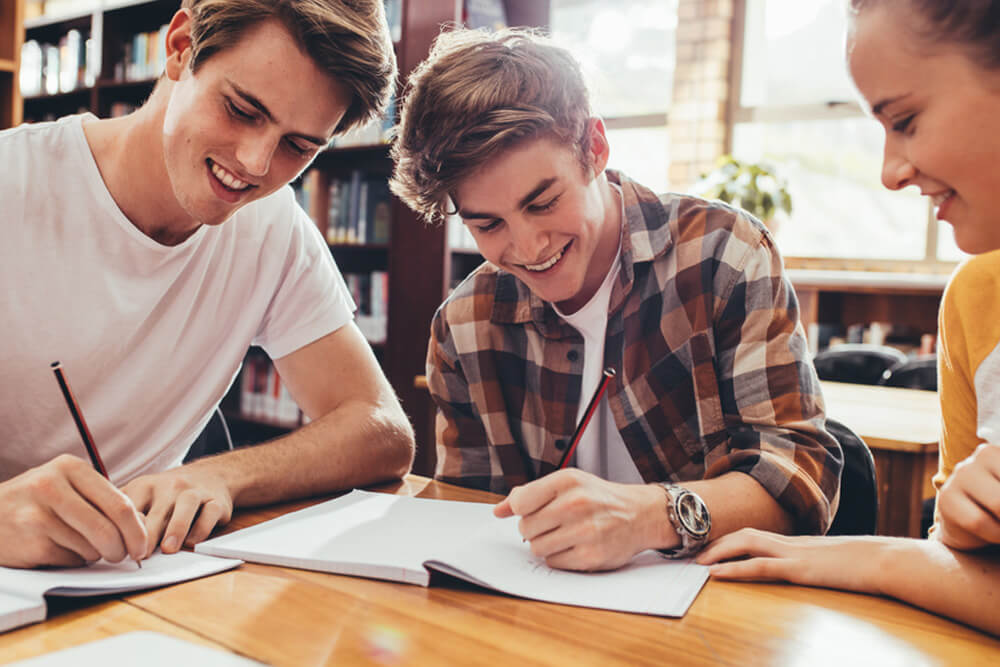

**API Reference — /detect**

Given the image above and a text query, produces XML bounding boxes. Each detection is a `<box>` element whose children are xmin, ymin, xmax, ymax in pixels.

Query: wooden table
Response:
<box><xmin>2</xmin><ymin>476</ymin><xmax>997</xmax><ymax>666</ymax></box>
<box><xmin>821</xmin><ymin>381</ymin><xmax>941</xmax><ymax>538</ymax></box>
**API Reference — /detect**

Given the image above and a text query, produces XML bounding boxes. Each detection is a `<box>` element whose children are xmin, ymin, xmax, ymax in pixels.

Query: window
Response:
<box><xmin>550</xmin><ymin>0</ymin><xmax>675</xmax><ymax>192</ymax></box>
<box><xmin>733</xmin><ymin>0</ymin><xmax>963</xmax><ymax>264</ymax></box>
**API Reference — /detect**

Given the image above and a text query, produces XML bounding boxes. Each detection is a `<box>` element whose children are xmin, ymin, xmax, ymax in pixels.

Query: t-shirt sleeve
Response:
<box><xmin>252</xmin><ymin>193</ymin><xmax>355</xmax><ymax>359</ymax></box>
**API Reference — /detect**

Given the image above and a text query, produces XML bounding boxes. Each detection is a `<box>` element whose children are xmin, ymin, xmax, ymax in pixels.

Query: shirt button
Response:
<box><xmin>567</xmin><ymin>350</ymin><xmax>579</xmax><ymax>362</ymax></box>
<box><xmin>555</xmin><ymin>439</ymin><xmax>568</xmax><ymax>450</ymax></box>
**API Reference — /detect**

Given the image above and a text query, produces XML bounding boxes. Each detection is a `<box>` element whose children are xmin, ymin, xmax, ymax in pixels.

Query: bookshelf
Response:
<box><xmin>18</xmin><ymin>0</ymin><xmax>549</xmax><ymax>474</ymax></box>
<box><xmin>1</xmin><ymin>0</ymin><xmax>24</xmax><ymax>129</ymax></box>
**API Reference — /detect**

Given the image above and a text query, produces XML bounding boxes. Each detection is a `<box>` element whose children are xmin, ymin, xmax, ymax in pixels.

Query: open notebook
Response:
<box><xmin>196</xmin><ymin>490</ymin><xmax>708</xmax><ymax>617</ymax></box>
<box><xmin>0</xmin><ymin>551</ymin><xmax>241</xmax><ymax>634</ymax></box>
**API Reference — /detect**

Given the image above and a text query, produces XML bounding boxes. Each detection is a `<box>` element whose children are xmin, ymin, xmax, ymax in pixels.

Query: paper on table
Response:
<box><xmin>7</xmin><ymin>631</ymin><xmax>266</xmax><ymax>666</ymax></box>
<box><xmin>197</xmin><ymin>490</ymin><xmax>496</xmax><ymax>585</ymax></box>
<box><xmin>197</xmin><ymin>490</ymin><xmax>710</xmax><ymax>617</ymax></box>
<box><xmin>426</xmin><ymin>515</ymin><xmax>709</xmax><ymax>617</ymax></box>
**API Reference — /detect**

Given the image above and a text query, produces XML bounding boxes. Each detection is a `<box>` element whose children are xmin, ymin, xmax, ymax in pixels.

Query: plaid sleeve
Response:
<box><xmin>708</xmin><ymin>217</ymin><xmax>843</xmax><ymax>534</ymax></box>
<box><xmin>426</xmin><ymin>300</ymin><xmax>499</xmax><ymax>493</ymax></box>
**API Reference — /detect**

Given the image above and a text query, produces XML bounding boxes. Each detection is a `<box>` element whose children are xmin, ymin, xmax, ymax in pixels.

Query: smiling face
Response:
<box><xmin>847</xmin><ymin>6</ymin><xmax>1000</xmax><ymax>254</ymax></box>
<box><xmin>160</xmin><ymin>13</ymin><xmax>352</xmax><ymax>229</ymax></box>
<box><xmin>453</xmin><ymin>121</ymin><xmax>621</xmax><ymax>314</ymax></box>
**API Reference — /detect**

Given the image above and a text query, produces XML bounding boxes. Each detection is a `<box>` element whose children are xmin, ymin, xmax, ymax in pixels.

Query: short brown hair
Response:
<box><xmin>181</xmin><ymin>0</ymin><xmax>396</xmax><ymax>133</ymax></box>
<box><xmin>389</xmin><ymin>27</ymin><xmax>592</xmax><ymax>225</ymax></box>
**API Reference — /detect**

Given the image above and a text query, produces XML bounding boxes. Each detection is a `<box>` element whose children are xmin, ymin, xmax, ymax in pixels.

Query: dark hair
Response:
<box><xmin>851</xmin><ymin>0</ymin><xmax>1000</xmax><ymax>68</ymax></box>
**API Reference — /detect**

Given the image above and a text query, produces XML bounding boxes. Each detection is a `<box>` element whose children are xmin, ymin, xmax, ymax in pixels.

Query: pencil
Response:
<box><xmin>51</xmin><ymin>361</ymin><xmax>141</xmax><ymax>568</ymax></box>
<box><xmin>557</xmin><ymin>367</ymin><xmax>616</xmax><ymax>469</ymax></box>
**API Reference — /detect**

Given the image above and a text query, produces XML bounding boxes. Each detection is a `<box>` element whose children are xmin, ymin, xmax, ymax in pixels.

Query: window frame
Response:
<box><xmin>726</xmin><ymin>0</ymin><xmax>955</xmax><ymax>274</ymax></box>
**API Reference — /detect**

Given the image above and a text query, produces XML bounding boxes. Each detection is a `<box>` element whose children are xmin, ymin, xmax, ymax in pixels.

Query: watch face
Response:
<box><xmin>676</xmin><ymin>492</ymin><xmax>711</xmax><ymax>538</ymax></box>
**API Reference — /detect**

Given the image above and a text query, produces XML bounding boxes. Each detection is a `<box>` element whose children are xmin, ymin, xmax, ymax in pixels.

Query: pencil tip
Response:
<box><xmin>50</xmin><ymin>361</ymin><xmax>60</xmax><ymax>368</ymax></box>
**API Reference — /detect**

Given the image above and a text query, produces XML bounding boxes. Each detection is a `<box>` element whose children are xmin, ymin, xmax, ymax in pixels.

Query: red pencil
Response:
<box><xmin>557</xmin><ymin>367</ymin><xmax>616</xmax><ymax>469</ymax></box>
<box><xmin>51</xmin><ymin>361</ymin><xmax>108</xmax><ymax>477</ymax></box>
<box><xmin>51</xmin><ymin>361</ymin><xmax>141</xmax><ymax>568</ymax></box>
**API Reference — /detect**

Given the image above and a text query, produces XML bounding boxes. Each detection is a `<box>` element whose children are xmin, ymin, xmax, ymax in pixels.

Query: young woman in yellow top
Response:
<box><xmin>699</xmin><ymin>0</ymin><xmax>1000</xmax><ymax>637</ymax></box>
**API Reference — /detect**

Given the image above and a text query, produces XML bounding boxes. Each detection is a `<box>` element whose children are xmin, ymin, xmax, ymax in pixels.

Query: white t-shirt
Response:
<box><xmin>0</xmin><ymin>115</ymin><xmax>354</xmax><ymax>484</ymax></box>
<box><xmin>554</xmin><ymin>185</ymin><xmax>643</xmax><ymax>484</ymax></box>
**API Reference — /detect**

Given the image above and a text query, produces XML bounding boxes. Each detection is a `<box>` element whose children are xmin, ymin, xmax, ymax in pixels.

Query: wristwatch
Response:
<box><xmin>656</xmin><ymin>482</ymin><xmax>711</xmax><ymax>558</ymax></box>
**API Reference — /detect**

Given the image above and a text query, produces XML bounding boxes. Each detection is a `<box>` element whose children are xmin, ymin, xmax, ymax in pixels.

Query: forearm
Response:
<box><xmin>876</xmin><ymin>539</ymin><xmax>1000</xmax><ymax>637</ymax></box>
<box><xmin>187</xmin><ymin>398</ymin><xmax>413</xmax><ymax>507</ymax></box>
<box><xmin>645</xmin><ymin>472</ymin><xmax>794</xmax><ymax>550</ymax></box>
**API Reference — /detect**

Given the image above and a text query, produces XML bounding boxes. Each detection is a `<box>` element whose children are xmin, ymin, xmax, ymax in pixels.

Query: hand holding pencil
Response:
<box><xmin>493</xmin><ymin>367</ymin><xmax>677</xmax><ymax>571</ymax></box>
<box><xmin>0</xmin><ymin>364</ymin><xmax>148</xmax><ymax>569</ymax></box>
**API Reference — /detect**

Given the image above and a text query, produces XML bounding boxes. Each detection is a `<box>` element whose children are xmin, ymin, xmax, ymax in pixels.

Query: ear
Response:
<box><xmin>164</xmin><ymin>9</ymin><xmax>194</xmax><ymax>81</ymax></box>
<box><xmin>585</xmin><ymin>117</ymin><xmax>611</xmax><ymax>177</ymax></box>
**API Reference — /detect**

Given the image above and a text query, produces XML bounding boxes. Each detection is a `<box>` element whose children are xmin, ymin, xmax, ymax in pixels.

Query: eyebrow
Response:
<box><xmin>228</xmin><ymin>80</ymin><xmax>330</xmax><ymax>147</ymax></box>
<box><xmin>458</xmin><ymin>177</ymin><xmax>558</xmax><ymax>219</ymax></box>
<box><xmin>871</xmin><ymin>94</ymin><xmax>909</xmax><ymax>117</ymax></box>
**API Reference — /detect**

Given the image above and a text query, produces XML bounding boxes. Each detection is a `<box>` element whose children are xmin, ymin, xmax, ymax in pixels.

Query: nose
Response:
<box><xmin>508</xmin><ymin>218</ymin><xmax>551</xmax><ymax>264</ymax></box>
<box><xmin>881</xmin><ymin>139</ymin><xmax>916</xmax><ymax>191</ymax></box>
<box><xmin>236</xmin><ymin>131</ymin><xmax>280</xmax><ymax>178</ymax></box>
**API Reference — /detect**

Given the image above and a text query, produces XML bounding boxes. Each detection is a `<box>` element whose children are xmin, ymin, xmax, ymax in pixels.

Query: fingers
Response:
<box><xmin>937</xmin><ymin>445</ymin><xmax>1000</xmax><ymax>548</ymax></box>
<box><xmin>139</xmin><ymin>479</ymin><xmax>233</xmax><ymax>554</ymax></box>
<box><xmin>708</xmin><ymin>557</ymin><xmax>790</xmax><ymax>582</ymax></box>
<box><xmin>48</xmin><ymin>458</ymin><xmax>147</xmax><ymax>563</ymax></box>
<box><xmin>695</xmin><ymin>528</ymin><xmax>780</xmax><ymax>565</ymax></box>
<box><xmin>502</xmin><ymin>476</ymin><xmax>563</xmax><ymax>519</ymax></box>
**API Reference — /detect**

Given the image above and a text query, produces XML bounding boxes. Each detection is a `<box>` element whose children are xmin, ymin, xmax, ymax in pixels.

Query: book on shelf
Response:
<box><xmin>325</xmin><ymin>171</ymin><xmax>392</xmax><ymax>246</ymax></box>
<box><xmin>239</xmin><ymin>354</ymin><xmax>302</xmax><ymax>427</ymax></box>
<box><xmin>344</xmin><ymin>270</ymin><xmax>388</xmax><ymax>344</ymax></box>
<box><xmin>327</xmin><ymin>93</ymin><xmax>395</xmax><ymax>148</ymax></box>
<box><xmin>0</xmin><ymin>551</ymin><xmax>241</xmax><ymax>634</ymax></box>
<box><xmin>21</xmin><ymin>31</ymin><xmax>96</xmax><ymax>97</ymax></box>
<box><xmin>447</xmin><ymin>213</ymin><xmax>478</xmax><ymax>252</ymax></box>
<box><xmin>115</xmin><ymin>24</ymin><xmax>169</xmax><ymax>82</ymax></box>
<box><xmin>196</xmin><ymin>490</ymin><xmax>709</xmax><ymax>618</ymax></box>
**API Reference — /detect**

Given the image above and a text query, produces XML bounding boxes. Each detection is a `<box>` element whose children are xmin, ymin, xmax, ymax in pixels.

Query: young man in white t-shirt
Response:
<box><xmin>0</xmin><ymin>0</ymin><xmax>413</xmax><ymax>569</ymax></box>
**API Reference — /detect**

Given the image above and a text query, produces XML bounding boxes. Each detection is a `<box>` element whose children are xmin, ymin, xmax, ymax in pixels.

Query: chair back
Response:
<box><xmin>879</xmin><ymin>355</ymin><xmax>937</xmax><ymax>391</ymax></box>
<box><xmin>813</xmin><ymin>344</ymin><xmax>909</xmax><ymax>385</ymax></box>
<box><xmin>826</xmin><ymin>417</ymin><xmax>879</xmax><ymax>536</ymax></box>
<box><xmin>184</xmin><ymin>407</ymin><xmax>233</xmax><ymax>462</ymax></box>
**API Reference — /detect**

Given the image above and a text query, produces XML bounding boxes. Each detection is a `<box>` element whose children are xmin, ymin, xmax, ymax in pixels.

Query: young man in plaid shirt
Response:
<box><xmin>390</xmin><ymin>28</ymin><xmax>842</xmax><ymax>572</ymax></box>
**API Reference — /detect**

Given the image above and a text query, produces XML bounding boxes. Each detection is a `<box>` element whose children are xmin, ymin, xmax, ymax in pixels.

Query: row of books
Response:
<box><xmin>808</xmin><ymin>321</ymin><xmax>936</xmax><ymax>358</ymax></box>
<box><xmin>19</xmin><ymin>24</ymin><xmax>168</xmax><ymax>98</ymax></box>
<box><xmin>346</xmin><ymin>270</ymin><xmax>389</xmax><ymax>344</ymax></box>
<box><xmin>115</xmin><ymin>24</ymin><xmax>169</xmax><ymax>82</ymax></box>
<box><xmin>20</xmin><ymin>31</ymin><xmax>95</xmax><ymax>96</ymax></box>
<box><xmin>239</xmin><ymin>355</ymin><xmax>303</xmax><ymax>428</ymax></box>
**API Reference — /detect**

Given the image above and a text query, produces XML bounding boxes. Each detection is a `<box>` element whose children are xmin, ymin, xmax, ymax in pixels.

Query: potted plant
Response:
<box><xmin>692</xmin><ymin>155</ymin><xmax>793</xmax><ymax>235</ymax></box>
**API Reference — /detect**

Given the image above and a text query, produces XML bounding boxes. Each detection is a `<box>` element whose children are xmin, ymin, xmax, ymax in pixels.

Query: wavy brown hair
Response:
<box><xmin>389</xmin><ymin>27</ymin><xmax>593</xmax><ymax>225</ymax></box>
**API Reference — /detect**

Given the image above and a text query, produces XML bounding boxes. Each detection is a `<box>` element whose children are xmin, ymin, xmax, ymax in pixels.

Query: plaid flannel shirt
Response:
<box><xmin>427</xmin><ymin>171</ymin><xmax>842</xmax><ymax>534</ymax></box>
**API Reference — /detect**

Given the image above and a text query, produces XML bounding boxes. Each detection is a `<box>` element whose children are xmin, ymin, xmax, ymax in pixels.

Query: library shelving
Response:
<box><xmin>19</xmin><ymin>0</ymin><xmax>548</xmax><ymax>474</ymax></box>
<box><xmin>20</xmin><ymin>0</ymin><xmax>177</xmax><ymax>122</ymax></box>
<box><xmin>1</xmin><ymin>0</ymin><xmax>25</xmax><ymax>129</ymax></box>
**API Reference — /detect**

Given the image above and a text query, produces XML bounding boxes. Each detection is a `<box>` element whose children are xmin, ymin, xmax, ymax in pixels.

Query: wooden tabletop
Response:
<box><xmin>2</xmin><ymin>476</ymin><xmax>997</xmax><ymax>665</ymax></box>
<box><xmin>820</xmin><ymin>381</ymin><xmax>941</xmax><ymax>453</ymax></box>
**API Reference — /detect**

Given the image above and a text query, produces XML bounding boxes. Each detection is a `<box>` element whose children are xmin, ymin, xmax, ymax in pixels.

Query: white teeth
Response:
<box><xmin>524</xmin><ymin>249</ymin><xmax>563</xmax><ymax>272</ymax></box>
<box><xmin>210</xmin><ymin>160</ymin><xmax>250</xmax><ymax>191</ymax></box>
<box><xmin>931</xmin><ymin>190</ymin><xmax>954</xmax><ymax>207</ymax></box>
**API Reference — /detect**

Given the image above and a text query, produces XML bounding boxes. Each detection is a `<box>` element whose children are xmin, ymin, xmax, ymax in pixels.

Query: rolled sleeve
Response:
<box><xmin>710</xmin><ymin>224</ymin><xmax>843</xmax><ymax>534</ymax></box>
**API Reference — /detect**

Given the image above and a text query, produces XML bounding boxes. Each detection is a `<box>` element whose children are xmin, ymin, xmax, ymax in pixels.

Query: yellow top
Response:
<box><xmin>935</xmin><ymin>249</ymin><xmax>1000</xmax><ymax>518</ymax></box>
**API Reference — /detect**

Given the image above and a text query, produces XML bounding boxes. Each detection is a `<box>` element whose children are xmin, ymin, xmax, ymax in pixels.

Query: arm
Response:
<box><xmin>495</xmin><ymin>216</ymin><xmax>831</xmax><ymax>572</ymax></box>
<box><xmin>0</xmin><ymin>455</ymin><xmax>147</xmax><ymax>568</ymax></box>
<box><xmin>124</xmin><ymin>323</ymin><xmax>414</xmax><ymax>554</ymax></box>
<box><xmin>698</xmin><ymin>529</ymin><xmax>1000</xmax><ymax>637</ymax></box>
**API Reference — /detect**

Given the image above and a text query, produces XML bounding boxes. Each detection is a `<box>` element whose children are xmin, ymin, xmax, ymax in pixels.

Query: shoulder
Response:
<box><xmin>434</xmin><ymin>261</ymin><xmax>503</xmax><ymax>333</ymax></box>
<box><xmin>944</xmin><ymin>251</ymin><xmax>1000</xmax><ymax>310</ymax></box>
<box><xmin>0</xmin><ymin>115</ymin><xmax>84</xmax><ymax>161</ymax></box>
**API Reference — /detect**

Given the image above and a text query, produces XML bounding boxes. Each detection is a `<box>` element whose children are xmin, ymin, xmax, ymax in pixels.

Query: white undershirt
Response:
<box><xmin>554</xmin><ymin>185</ymin><xmax>643</xmax><ymax>483</ymax></box>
